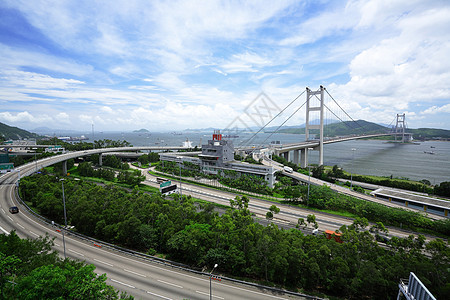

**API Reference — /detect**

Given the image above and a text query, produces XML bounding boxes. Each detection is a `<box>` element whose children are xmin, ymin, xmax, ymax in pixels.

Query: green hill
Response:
<box><xmin>279</xmin><ymin>120</ymin><xmax>388</xmax><ymax>137</ymax></box>
<box><xmin>0</xmin><ymin>122</ymin><xmax>40</xmax><ymax>141</ymax></box>
<box><xmin>411</xmin><ymin>128</ymin><xmax>450</xmax><ymax>139</ymax></box>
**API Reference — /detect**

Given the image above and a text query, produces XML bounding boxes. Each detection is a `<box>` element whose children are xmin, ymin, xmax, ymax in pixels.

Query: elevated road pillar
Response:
<box><xmin>62</xmin><ymin>160</ymin><xmax>67</xmax><ymax>175</ymax></box>
<box><xmin>99</xmin><ymin>153</ymin><xmax>103</xmax><ymax>166</ymax></box>
<box><xmin>293</xmin><ymin>149</ymin><xmax>299</xmax><ymax>165</ymax></box>
<box><xmin>300</xmin><ymin>149</ymin><xmax>307</xmax><ymax>168</ymax></box>
<box><xmin>282</xmin><ymin>151</ymin><xmax>290</xmax><ymax>162</ymax></box>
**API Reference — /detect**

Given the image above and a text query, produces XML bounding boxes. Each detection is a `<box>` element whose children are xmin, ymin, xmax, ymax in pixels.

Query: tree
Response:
<box><xmin>435</xmin><ymin>181</ymin><xmax>450</xmax><ymax>197</ymax></box>
<box><xmin>15</xmin><ymin>262</ymin><xmax>120</xmax><ymax>299</ymax></box>
<box><xmin>266</xmin><ymin>205</ymin><xmax>280</xmax><ymax>220</ymax></box>
<box><xmin>138</xmin><ymin>155</ymin><xmax>149</xmax><ymax>166</ymax></box>
<box><xmin>148</xmin><ymin>152</ymin><xmax>160</xmax><ymax>163</ymax></box>
<box><xmin>306</xmin><ymin>214</ymin><xmax>318</xmax><ymax>229</ymax></box>
<box><xmin>0</xmin><ymin>253</ymin><xmax>21</xmax><ymax>298</ymax></box>
<box><xmin>312</xmin><ymin>165</ymin><xmax>325</xmax><ymax>179</ymax></box>
<box><xmin>297</xmin><ymin>218</ymin><xmax>307</xmax><ymax>229</ymax></box>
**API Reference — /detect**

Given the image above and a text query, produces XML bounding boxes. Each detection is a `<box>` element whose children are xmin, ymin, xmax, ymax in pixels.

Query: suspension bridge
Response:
<box><xmin>232</xmin><ymin>85</ymin><xmax>412</xmax><ymax>167</ymax></box>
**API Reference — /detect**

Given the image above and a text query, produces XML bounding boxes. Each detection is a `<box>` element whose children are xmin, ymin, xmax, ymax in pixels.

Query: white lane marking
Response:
<box><xmin>7</xmin><ymin>216</ymin><xmax>13</xmax><ymax>221</ymax></box>
<box><xmin>1</xmin><ymin>208</ymin><xmax>5</xmax><ymax>213</ymax></box>
<box><xmin>68</xmin><ymin>249</ymin><xmax>85</xmax><ymax>256</ymax></box>
<box><xmin>196</xmin><ymin>290</ymin><xmax>224</xmax><ymax>299</ymax></box>
<box><xmin>0</xmin><ymin>225</ymin><xmax>9</xmax><ymax>235</ymax></box>
<box><xmin>16</xmin><ymin>223</ymin><xmax>24</xmax><ymax>229</ymax></box>
<box><xmin>29</xmin><ymin>231</ymin><xmax>39</xmax><ymax>237</ymax></box>
<box><xmin>124</xmin><ymin>269</ymin><xmax>146</xmax><ymax>277</ymax></box>
<box><xmin>54</xmin><ymin>243</ymin><xmax>60</xmax><ymax>247</ymax></box>
<box><xmin>146</xmin><ymin>291</ymin><xmax>173</xmax><ymax>300</ymax></box>
<box><xmin>94</xmin><ymin>258</ymin><xmax>113</xmax><ymax>267</ymax></box>
<box><xmin>97</xmin><ymin>244</ymin><xmax>290</xmax><ymax>299</ymax></box>
<box><xmin>110</xmin><ymin>278</ymin><xmax>135</xmax><ymax>289</ymax></box>
<box><xmin>157</xmin><ymin>279</ymin><xmax>183</xmax><ymax>289</ymax></box>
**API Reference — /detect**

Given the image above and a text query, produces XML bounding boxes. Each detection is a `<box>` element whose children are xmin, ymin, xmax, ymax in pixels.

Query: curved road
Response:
<box><xmin>0</xmin><ymin>154</ymin><xmax>310</xmax><ymax>300</ymax></box>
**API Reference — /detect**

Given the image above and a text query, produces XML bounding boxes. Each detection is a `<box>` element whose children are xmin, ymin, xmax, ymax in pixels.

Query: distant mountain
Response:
<box><xmin>278</xmin><ymin>120</ymin><xmax>388</xmax><ymax>136</ymax></box>
<box><xmin>411</xmin><ymin>128</ymin><xmax>450</xmax><ymax>139</ymax></box>
<box><xmin>0</xmin><ymin>122</ymin><xmax>40</xmax><ymax>140</ymax></box>
<box><xmin>278</xmin><ymin>120</ymin><xmax>450</xmax><ymax>140</ymax></box>
<box><xmin>33</xmin><ymin>127</ymin><xmax>87</xmax><ymax>135</ymax></box>
<box><xmin>133</xmin><ymin>129</ymin><xmax>150</xmax><ymax>133</ymax></box>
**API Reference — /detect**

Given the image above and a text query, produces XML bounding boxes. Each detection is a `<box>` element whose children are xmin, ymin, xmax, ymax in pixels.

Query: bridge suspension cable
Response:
<box><xmin>239</xmin><ymin>89</ymin><xmax>306</xmax><ymax>147</ymax></box>
<box><xmin>249</xmin><ymin>100</ymin><xmax>308</xmax><ymax>153</ymax></box>
<box><xmin>324</xmin><ymin>89</ymin><xmax>366</xmax><ymax>132</ymax></box>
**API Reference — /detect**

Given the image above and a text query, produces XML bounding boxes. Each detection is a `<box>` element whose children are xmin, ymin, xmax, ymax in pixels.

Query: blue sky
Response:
<box><xmin>1</xmin><ymin>0</ymin><xmax>449</xmax><ymax>132</ymax></box>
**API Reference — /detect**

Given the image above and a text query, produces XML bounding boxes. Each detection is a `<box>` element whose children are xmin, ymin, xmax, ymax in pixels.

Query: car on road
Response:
<box><xmin>9</xmin><ymin>206</ymin><xmax>19</xmax><ymax>214</ymax></box>
<box><xmin>283</xmin><ymin>166</ymin><xmax>293</xmax><ymax>173</ymax></box>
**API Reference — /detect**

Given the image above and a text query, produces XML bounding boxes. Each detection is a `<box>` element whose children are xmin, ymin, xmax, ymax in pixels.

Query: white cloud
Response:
<box><xmin>0</xmin><ymin>111</ymin><xmax>52</xmax><ymax>124</ymax></box>
<box><xmin>55</xmin><ymin>112</ymin><xmax>70</xmax><ymax>124</ymax></box>
<box><xmin>422</xmin><ymin>104</ymin><xmax>450</xmax><ymax>115</ymax></box>
<box><xmin>332</xmin><ymin>3</ymin><xmax>450</xmax><ymax>119</ymax></box>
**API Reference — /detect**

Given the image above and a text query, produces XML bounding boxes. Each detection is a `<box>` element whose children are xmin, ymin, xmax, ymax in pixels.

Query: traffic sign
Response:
<box><xmin>160</xmin><ymin>180</ymin><xmax>171</xmax><ymax>188</ymax></box>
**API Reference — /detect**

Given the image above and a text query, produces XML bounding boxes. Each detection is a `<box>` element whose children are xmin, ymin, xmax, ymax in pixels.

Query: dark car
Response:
<box><xmin>9</xmin><ymin>206</ymin><xmax>19</xmax><ymax>214</ymax></box>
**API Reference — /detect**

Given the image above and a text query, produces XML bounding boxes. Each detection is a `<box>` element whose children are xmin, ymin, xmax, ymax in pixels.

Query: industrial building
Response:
<box><xmin>159</xmin><ymin>131</ymin><xmax>276</xmax><ymax>188</ymax></box>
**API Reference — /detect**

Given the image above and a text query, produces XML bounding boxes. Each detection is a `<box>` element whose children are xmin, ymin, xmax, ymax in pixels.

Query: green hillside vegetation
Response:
<box><xmin>0</xmin><ymin>122</ymin><xmax>40</xmax><ymax>141</ymax></box>
<box><xmin>279</xmin><ymin>120</ymin><xmax>388</xmax><ymax>137</ymax></box>
<box><xmin>411</xmin><ymin>128</ymin><xmax>450</xmax><ymax>139</ymax></box>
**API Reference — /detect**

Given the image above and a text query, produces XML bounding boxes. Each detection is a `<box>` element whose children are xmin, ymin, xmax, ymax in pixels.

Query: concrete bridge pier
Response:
<box><xmin>293</xmin><ymin>149</ymin><xmax>299</xmax><ymax>165</ymax></box>
<box><xmin>62</xmin><ymin>160</ymin><xmax>67</xmax><ymax>175</ymax></box>
<box><xmin>282</xmin><ymin>151</ymin><xmax>290</xmax><ymax>162</ymax></box>
<box><xmin>300</xmin><ymin>149</ymin><xmax>307</xmax><ymax>168</ymax></box>
<box><xmin>99</xmin><ymin>154</ymin><xmax>103</xmax><ymax>166</ymax></box>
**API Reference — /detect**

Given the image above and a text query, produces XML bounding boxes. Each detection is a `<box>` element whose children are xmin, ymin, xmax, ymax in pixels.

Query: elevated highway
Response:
<box><xmin>257</xmin><ymin>132</ymin><xmax>407</xmax><ymax>168</ymax></box>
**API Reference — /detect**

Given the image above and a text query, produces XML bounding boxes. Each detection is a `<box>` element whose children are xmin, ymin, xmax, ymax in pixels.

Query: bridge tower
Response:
<box><xmin>395</xmin><ymin>113</ymin><xmax>406</xmax><ymax>143</ymax></box>
<box><xmin>303</xmin><ymin>86</ymin><xmax>325</xmax><ymax>166</ymax></box>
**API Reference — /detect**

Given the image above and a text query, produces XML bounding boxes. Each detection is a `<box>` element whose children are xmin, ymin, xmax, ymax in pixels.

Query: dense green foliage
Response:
<box><xmin>338</xmin><ymin>172</ymin><xmax>433</xmax><ymax>193</ymax></box>
<box><xmin>296</xmin><ymin>185</ymin><xmax>450</xmax><ymax>236</ymax></box>
<box><xmin>76</xmin><ymin>161</ymin><xmax>144</xmax><ymax>185</ymax></box>
<box><xmin>137</xmin><ymin>152</ymin><xmax>160</xmax><ymax>165</ymax></box>
<box><xmin>0</xmin><ymin>231</ymin><xmax>131</xmax><ymax>299</ymax></box>
<box><xmin>18</xmin><ymin>174</ymin><xmax>450</xmax><ymax>299</ymax></box>
<box><xmin>434</xmin><ymin>181</ymin><xmax>450</xmax><ymax>197</ymax></box>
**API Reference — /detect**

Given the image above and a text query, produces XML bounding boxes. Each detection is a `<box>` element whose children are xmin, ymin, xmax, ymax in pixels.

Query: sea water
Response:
<box><xmin>85</xmin><ymin>131</ymin><xmax>449</xmax><ymax>184</ymax></box>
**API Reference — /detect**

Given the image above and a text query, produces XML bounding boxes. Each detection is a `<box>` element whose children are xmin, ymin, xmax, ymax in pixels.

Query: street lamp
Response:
<box><xmin>210</xmin><ymin>263</ymin><xmax>218</xmax><ymax>300</ymax></box>
<box><xmin>307</xmin><ymin>147</ymin><xmax>313</xmax><ymax>206</ymax></box>
<box><xmin>350</xmin><ymin>148</ymin><xmax>356</xmax><ymax>188</ymax></box>
<box><xmin>177</xmin><ymin>158</ymin><xmax>182</xmax><ymax>199</ymax></box>
<box><xmin>60</xmin><ymin>179</ymin><xmax>68</xmax><ymax>259</ymax></box>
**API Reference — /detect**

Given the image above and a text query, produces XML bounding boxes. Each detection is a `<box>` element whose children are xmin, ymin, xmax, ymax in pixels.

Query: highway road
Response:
<box><xmin>260</xmin><ymin>157</ymin><xmax>446</xmax><ymax>219</ymax></box>
<box><xmin>142</xmin><ymin>167</ymin><xmax>435</xmax><ymax>241</ymax></box>
<box><xmin>0</xmin><ymin>157</ymin><xmax>312</xmax><ymax>300</ymax></box>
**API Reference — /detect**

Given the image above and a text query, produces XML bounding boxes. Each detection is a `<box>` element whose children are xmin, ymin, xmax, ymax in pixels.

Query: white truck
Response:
<box><xmin>283</xmin><ymin>166</ymin><xmax>293</xmax><ymax>173</ymax></box>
